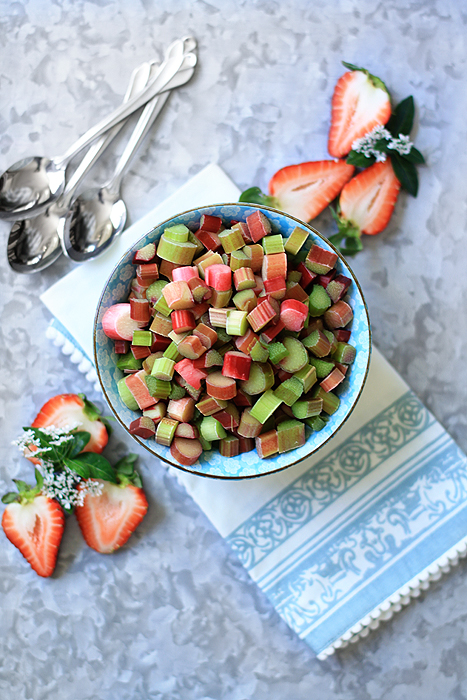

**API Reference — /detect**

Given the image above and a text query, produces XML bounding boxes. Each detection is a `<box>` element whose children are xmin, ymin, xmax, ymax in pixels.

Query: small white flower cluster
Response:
<box><xmin>39</xmin><ymin>461</ymin><xmax>103</xmax><ymax>510</ymax></box>
<box><xmin>352</xmin><ymin>125</ymin><xmax>413</xmax><ymax>162</ymax></box>
<box><xmin>12</xmin><ymin>424</ymin><xmax>81</xmax><ymax>456</ymax></box>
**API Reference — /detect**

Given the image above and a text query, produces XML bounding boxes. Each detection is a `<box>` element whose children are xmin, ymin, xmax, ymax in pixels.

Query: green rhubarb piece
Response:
<box><xmin>277</xmin><ymin>419</ymin><xmax>306</xmax><ymax>454</ymax></box>
<box><xmin>249</xmin><ymin>340</ymin><xmax>269</xmax><ymax>363</ymax></box>
<box><xmin>308</xmin><ymin>285</ymin><xmax>332</xmax><ymax>316</ymax></box>
<box><xmin>284</xmin><ymin>227</ymin><xmax>308</xmax><ymax>256</ymax></box>
<box><xmin>202</xmin><ymin>349</ymin><xmax>223</xmax><ymax>367</ymax></box>
<box><xmin>293</xmin><ymin>364</ymin><xmax>317</xmax><ymax>393</ymax></box>
<box><xmin>307</xmin><ymin>356</ymin><xmax>335</xmax><ymax>379</ymax></box>
<box><xmin>332</xmin><ymin>341</ymin><xmax>357</xmax><ymax>364</ymax></box>
<box><xmin>169</xmin><ymin>383</ymin><xmax>186</xmax><ymax>400</ymax></box>
<box><xmin>155</xmin><ymin>417</ymin><xmax>178</xmax><ymax>446</ymax></box>
<box><xmin>117</xmin><ymin>377</ymin><xmax>139</xmax><ymax>411</ymax></box>
<box><xmin>268</xmin><ymin>341</ymin><xmax>289</xmax><ymax>365</ymax></box>
<box><xmin>219</xmin><ymin>435</ymin><xmax>240</xmax><ymax>457</ymax></box>
<box><xmin>151</xmin><ymin>357</ymin><xmax>175</xmax><ymax>380</ymax></box>
<box><xmin>219</xmin><ymin>227</ymin><xmax>244</xmax><ymax>253</ymax></box>
<box><xmin>132</xmin><ymin>330</ymin><xmax>153</xmax><ymax>347</ymax></box>
<box><xmin>287</xmin><ymin>270</ymin><xmax>302</xmax><ymax>284</ymax></box>
<box><xmin>305</xmin><ymin>415</ymin><xmax>327</xmax><ymax>432</ymax></box>
<box><xmin>146</xmin><ymin>280</ymin><xmax>168</xmax><ymax>303</ymax></box>
<box><xmin>215</xmin><ymin>328</ymin><xmax>232</xmax><ymax>343</ymax></box>
<box><xmin>157</xmin><ymin>234</ymin><xmax>197</xmax><ymax>265</ymax></box>
<box><xmin>145</xmin><ymin>376</ymin><xmax>171</xmax><ymax>399</ymax></box>
<box><xmin>262</xmin><ymin>234</ymin><xmax>284</xmax><ymax>254</ymax></box>
<box><xmin>187</xmin><ymin>229</ymin><xmax>204</xmax><ymax>256</ymax></box>
<box><xmin>249</xmin><ymin>389</ymin><xmax>282</xmax><ymax>424</ymax></box>
<box><xmin>312</xmin><ymin>386</ymin><xmax>340</xmax><ymax>414</ymax></box>
<box><xmin>239</xmin><ymin>361</ymin><xmax>274</xmax><ymax>395</ymax></box>
<box><xmin>277</xmin><ymin>337</ymin><xmax>308</xmax><ymax>373</ymax></box>
<box><xmin>273</xmin><ymin>377</ymin><xmax>303</xmax><ymax>406</ymax></box>
<box><xmin>230</xmin><ymin>250</ymin><xmax>250</xmax><ymax>271</ymax></box>
<box><xmin>323</xmin><ymin>329</ymin><xmax>338</xmax><ymax>355</ymax></box>
<box><xmin>115</xmin><ymin>352</ymin><xmax>142</xmax><ymax>372</ymax></box>
<box><xmin>199</xmin><ymin>435</ymin><xmax>212</xmax><ymax>451</ymax></box>
<box><xmin>164</xmin><ymin>224</ymin><xmax>189</xmax><ymax>242</ymax></box>
<box><xmin>216</xmin><ymin>342</ymin><xmax>234</xmax><ymax>357</ymax></box>
<box><xmin>200</xmin><ymin>415</ymin><xmax>227</xmax><ymax>442</ymax></box>
<box><xmin>302</xmin><ymin>329</ymin><xmax>331</xmax><ymax>357</ymax></box>
<box><xmin>291</xmin><ymin>398</ymin><xmax>323</xmax><ymax>420</ymax></box>
<box><xmin>233</xmin><ymin>288</ymin><xmax>257</xmax><ymax>312</ymax></box>
<box><xmin>154</xmin><ymin>294</ymin><xmax>172</xmax><ymax>317</ymax></box>
<box><xmin>163</xmin><ymin>341</ymin><xmax>183</xmax><ymax>362</ymax></box>
<box><xmin>226</xmin><ymin>310</ymin><xmax>248</xmax><ymax>336</ymax></box>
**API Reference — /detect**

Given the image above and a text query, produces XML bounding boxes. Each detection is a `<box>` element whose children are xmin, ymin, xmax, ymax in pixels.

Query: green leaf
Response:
<box><xmin>341</xmin><ymin>61</ymin><xmax>389</xmax><ymax>94</ymax></box>
<box><xmin>340</xmin><ymin>236</ymin><xmax>364</xmax><ymax>255</ymax></box>
<box><xmin>34</xmin><ymin>468</ymin><xmax>44</xmax><ymax>490</ymax></box>
<box><xmin>2</xmin><ymin>492</ymin><xmax>19</xmax><ymax>504</ymax></box>
<box><xmin>67</xmin><ymin>431</ymin><xmax>91</xmax><ymax>458</ymax></box>
<box><xmin>390</xmin><ymin>152</ymin><xmax>419</xmax><ymax>196</ymax></box>
<box><xmin>12</xmin><ymin>479</ymin><xmax>29</xmax><ymax>492</ymax></box>
<box><xmin>346</xmin><ymin>151</ymin><xmax>376</xmax><ymax>168</ymax></box>
<box><xmin>75</xmin><ymin>453</ymin><xmax>118</xmax><ymax>483</ymax></box>
<box><xmin>387</xmin><ymin>96</ymin><xmax>415</xmax><ymax>136</ymax></box>
<box><xmin>114</xmin><ymin>454</ymin><xmax>138</xmax><ymax>476</ymax></box>
<box><xmin>63</xmin><ymin>457</ymin><xmax>90</xmax><ymax>479</ymax></box>
<box><xmin>404</xmin><ymin>146</ymin><xmax>425</xmax><ymax>164</ymax></box>
<box><xmin>239</xmin><ymin>187</ymin><xmax>278</xmax><ymax>208</ymax></box>
<box><xmin>78</xmin><ymin>394</ymin><xmax>102</xmax><ymax>422</ymax></box>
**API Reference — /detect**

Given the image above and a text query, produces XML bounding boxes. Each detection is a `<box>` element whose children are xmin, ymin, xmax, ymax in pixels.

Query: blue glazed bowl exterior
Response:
<box><xmin>94</xmin><ymin>203</ymin><xmax>371</xmax><ymax>479</ymax></box>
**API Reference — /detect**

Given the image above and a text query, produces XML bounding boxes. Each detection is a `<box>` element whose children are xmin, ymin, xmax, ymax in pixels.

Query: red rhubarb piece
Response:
<box><xmin>175</xmin><ymin>423</ymin><xmax>200</xmax><ymax>439</ymax></box>
<box><xmin>283</xmin><ymin>283</ymin><xmax>309</xmax><ymax>304</ymax></box>
<box><xmin>162</xmin><ymin>281</ymin><xmax>194</xmax><ymax>310</ymax></box>
<box><xmin>102</xmin><ymin>303</ymin><xmax>146</xmax><ymax>341</ymax></box>
<box><xmin>172</xmin><ymin>266</ymin><xmax>200</xmax><ymax>283</ymax></box>
<box><xmin>132</xmin><ymin>242</ymin><xmax>157</xmax><ymax>263</ymax></box>
<box><xmin>170</xmin><ymin>437</ymin><xmax>203</xmax><ymax>466</ymax></box>
<box><xmin>130</xmin><ymin>345</ymin><xmax>152</xmax><ymax>360</ymax></box>
<box><xmin>151</xmin><ymin>334</ymin><xmax>172</xmax><ymax>352</ymax></box>
<box><xmin>200</xmin><ymin>214</ymin><xmax>223</xmax><ymax>233</ymax></box>
<box><xmin>136</xmin><ymin>263</ymin><xmax>159</xmax><ymax>283</ymax></box>
<box><xmin>193</xmin><ymin>323</ymin><xmax>218</xmax><ymax>349</ymax></box>
<box><xmin>130</xmin><ymin>297</ymin><xmax>150</xmax><ymax>324</ymax></box>
<box><xmin>234</xmin><ymin>328</ymin><xmax>259</xmax><ymax>354</ymax></box>
<box><xmin>260</xmin><ymin>320</ymin><xmax>285</xmax><ymax>344</ymax></box>
<box><xmin>167</xmin><ymin>397</ymin><xmax>195</xmax><ymax>423</ymax></box>
<box><xmin>205</xmin><ymin>264</ymin><xmax>232</xmax><ymax>291</ymax></box>
<box><xmin>296</xmin><ymin>262</ymin><xmax>317</xmax><ymax>288</ymax></box>
<box><xmin>124</xmin><ymin>371</ymin><xmax>157</xmax><ymax>410</ymax></box>
<box><xmin>246</xmin><ymin>210</ymin><xmax>272</xmax><ymax>243</ymax></box>
<box><xmin>174</xmin><ymin>359</ymin><xmax>208</xmax><ymax>390</ymax></box>
<box><xmin>326</xmin><ymin>274</ymin><xmax>352</xmax><ymax>303</ymax></box>
<box><xmin>205</xmin><ymin>372</ymin><xmax>237</xmax><ymax>400</ymax></box>
<box><xmin>318</xmin><ymin>269</ymin><xmax>337</xmax><ymax>288</ymax></box>
<box><xmin>222</xmin><ymin>351</ymin><xmax>252</xmax><ymax>381</ymax></box>
<box><xmin>114</xmin><ymin>340</ymin><xmax>129</xmax><ymax>354</ymax></box>
<box><xmin>178</xmin><ymin>335</ymin><xmax>206</xmax><ymax>360</ymax></box>
<box><xmin>264</xmin><ymin>276</ymin><xmax>286</xmax><ymax>300</ymax></box>
<box><xmin>195</xmin><ymin>229</ymin><xmax>221</xmax><ymax>250</ymax></box>
<box><xmin>323</xmin><ymin>300</ymin><xmax>353</xmax><ymax>329</ymax></box>
<box><xmin>171</xmin><ymin>310</ymin><xmax>196</xmax><ymax>334</ymax></box>
<box><xmin>279</xmin><ymin>299</ymin><xmax>308</xmax><ymax>332</ymax></box>
<box><xmin>333</xmin><ymin>329</ymin><xmax>351</xmax><ymax>342</ymax></box>
<box><xmin>129</xmin><ymin>416</ymin><xmax>156</xmax><ymax>439</ymax></box>
<box><xmin>261</xmin><ymin>252</ymin><xmax>287</xmax><ymax>280</ymax></box>
<box><xmin>320</xmin><ymin>367</ymin><xmax>346</xmax><ymax>392</ymax></box>
<box><xmin>305</xmin><ymin>244</ymin><xmax>338</xmax><ymax>274</ymax></box>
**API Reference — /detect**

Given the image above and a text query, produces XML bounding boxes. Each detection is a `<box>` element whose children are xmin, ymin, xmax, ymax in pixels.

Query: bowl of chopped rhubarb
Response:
<box><xmin>94</xmin><ymin>203</ymin><xmax>371</xmax><ymax>478</ymax></box>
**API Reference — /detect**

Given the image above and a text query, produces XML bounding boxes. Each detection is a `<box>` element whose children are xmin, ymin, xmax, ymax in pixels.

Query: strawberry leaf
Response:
<box><xmin>387</xmin><ymin>96</ymin><xmax>414</xmax><ymax>136</ymax></box>
<box><xmin>78</xmin><ymin>394</ymin><xmax>101</xmax><ymax>421</ymax></box>
<box><xmin>346</xmin><ymin>151</ymin><xmax>375</xmax><ymax>168</ymax></box>
<box><xmin>114</xmin><ymin>454</ymin><xmax>138</xmax><ymax>476</ymax></box>
<box><xmin>341</xmin><ymin>61</ymin><xmax>389</xmax><ymax>94</ymax></box>
<box><xmin>2</xmin><ymin>492</ymin><xmax>19</xmax><ymax>504</ymax></box>
<box><xmin>67</xmin><ymin>431</ymin><xmax>91</xmax><ymax>458</ymax></box>
<box><xmin>239</xmin><ymin>187</ymin><xmax>278</xmax><ymax>208</ymax></box>
<box><xmin>404</xmin><ymin>146</ymin><xmax>425</xmax><ymax>164</ymax></box>
<box><xmin>390</xmin><ymin>152</ymin><xmax>419</xmax><ymax>196</ymax></box>
<box><xmin>75</xmin><ymin>453</ymin><xmax>118</xmax><ymax>483</ymax></box>
<box><xmin>63</xmin><ymin>457</ymin><xmax>91</xmax><ymax>479</ymax></box>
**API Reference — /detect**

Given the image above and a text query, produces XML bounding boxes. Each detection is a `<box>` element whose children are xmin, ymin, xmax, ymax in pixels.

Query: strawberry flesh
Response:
<box><xmin>328</xmin><ymin>69</ymin><xmax>391</xmax><ymax>158</ymax></box>
<box><xmin>2</xmin><ymin>496</ymin><xmax>65</xmax><ymax>577</ymax></box>
<box><xmin>75</xmin><ymin>481</ymin><xmax>148</xmax><ymax>554</ymax></box>
<box><xmin>268</xmin><ymin>160</ymin><xmax>355</xmax><ymax>223</ymax></box>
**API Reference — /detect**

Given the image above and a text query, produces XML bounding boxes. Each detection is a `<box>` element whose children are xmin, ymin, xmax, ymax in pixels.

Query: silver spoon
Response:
<box><xmin>61</xmin><ymin>43</ymin><xmax>197</xmax><ymax>262</ymax></box>
<box><xmin>0</xmin><ymin>36</ymin><xmax>196</xmax><ymax>221</ymax></box>
<box><xmin>6</xmin><ymin>61</ymin><xmax>154</xmax><ymax>274</ymax></box>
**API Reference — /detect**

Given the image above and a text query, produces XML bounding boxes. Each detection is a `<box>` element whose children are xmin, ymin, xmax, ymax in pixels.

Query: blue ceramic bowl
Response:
<box><xmin>94</xmin><ymin>203</ymin><xmax>371</xmax><ymax>479</ymax></box>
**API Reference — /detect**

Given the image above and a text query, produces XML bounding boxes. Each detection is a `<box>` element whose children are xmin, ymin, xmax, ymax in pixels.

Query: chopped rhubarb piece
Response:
<box><xmin>222</xmin><ymin>351</ymin><xmax>252</xmax><ymax>381</ymax></box>
<box><xmin>277</xmin><ymin>337</ymin><xmax>308</xmax><ymax>373</ymax></box>
<box><xmin>177</xmin><ymin>335</ymin><xmax>206</xmax><ymax>360</ymax></box>
<box><xmin>174</xmin><ymin>358</ymin><xmax>208</xmax><ymax>390</ymax></box>
<box><xmin>232</xmin><ymin>221</ymin><xmax>251</xmax><ymax>243</ymax></box>
<box><xmin>239</xmin><ymin>361</ymin><xmax>274</xmax><ymax>395</ymax></box>
<box><xmin>193</xmin><ymin>349</ymin><xmax>223</xmax><ymax>369</ymax></box>
<box><xmin>132</xmin><ymin>242</ymin><xmax>157</xmax><ymax>263</ymax></box>
<box><xmin>320</xmin><ymin>367</ymin><xmax>346</xmax><ymax>392</ymax></box>
<box><xmin>308</xmin><ymin>284</ymin><xmax>332</xmax><ymax>317</ymax></box>
<box><xmin>158</xmin><ymin>259</ymin><xmax>181</xmax><ymax>281</ymax></box>
<box><xmin>333</xmin><ymin>328</ymin><xmax>351</xmax><ymax>343</ymax></box>
<box><xmin>255</xmin><ymin>429</ymin><xmax>279</xmax><ymax>458</ymax></box>
<box><xmin>171</xmin><ymin>310</ymin><xmax>196</xmax><ymax>334</ymax></box>
<box><xmin>234</xmin><ymin>328</ymin><xmax>259</xmax><ymax>355</ymax></box>
<box><xmin>277</xmin><ymin>419</ymin><xmax>305</xmax><ymax>454</ymax></box>
<box><xmin>263</xmin><ymin>276</ymin><xmax>286</xmax><ymax>300</ymax></box>
<box><xmin>312</xmin><ymin>386</ymin><xmax>340</xmax><ymax>414</ymax></box>
<box><xmin>277</xmin><ymin>368</ymin><xmax>293</xmax><ymax>382</ymax></box>
<box><xmin>317</xmin><ymin>269</ymin><xmax>337</xmax><ymax>289</ymax></box>
<box><xmin>215</xmin><ymin>403</ymin><xmax>240</xmax><ymax>431</ymax></box>
<box><xmin>102</xmin><ymin>303</ymin><xmax>146</xmax><ymax>341</ymax></box>
<box><xmin>210</xmin><ymin>289</ymin><xmax>233</xmax><ymax>308</ymax></box>
<box><xmin>284</xmin><ymin>282</ymin><xmax>309</xmax><ymax>304</ymax></box>
<box><xmin>238</xmin><ymin>436</ymin><xmax>255</xmax><ymax>453</ymax></box>
<box><xmin>124</xmin><ymin>371</ymin><xmax>157</xmax><ymax>410</ymax></box>
<box><xmin>205</xmin><ymin>371</ymin><xmax>237</xmax><ymax>400</ymax></box>
<box><xmin>259</xmin><ymin>320</ymin><xmax>285</xmax><ymax>344</ymax></box>
<box><xmin>323</xmin><ymin>300</ymin><xmax>353</xmax><ymax>329</ymax></box>
<box><xmin>155</xmin><ymin>418</ymin><xmax>179</xmax><ymax>446</ymax></box>
<box><xmin>193</xmin><ymin>322</ymin><xmax>218</xmax><ymax>349</ymax></box>
<box><xmin>247</xmin><ymin>298</ymin><xmax>277</xmax><ymax>332</ymax></box>
<box><xmin>219</xmin><ymin>227</ymin><xmax>245</xmax><ymax>253</ymax></box>
<box><xmin>205</xmin><ymin>264</ymin><xmax>232</xmax><ymax>291</ymax></box>
<box><xmin>191</xmin><ymin>302</ymin><xmax>211</xmax><ymax>320</ymax></box>
<box><xmin>157</xmin><ymin>233</ymin><xmax>197</xmax><ymax>265</ymax></box>
<box><xmin>284</xmin><ymin>226</ymin><xmax>309</xmax><ymax>255</ymax></box>
<box><xmin>129</xmin><ymin>416</ymin><xmax>156</xmax><ymax>439</ymax></box>
<box><xmin>291</xmin><ymin>398</ymin><xmax>323</xmax><ymax>419</ymax></box>
<box><xmin>305</xmin><ymin>244</ymin><xmax>338</xmax><ymax>274</ymax></box>
<box><xmin>237</xmin><ymin>408</ymin><xmax>263</xmax><ymax>438</ymax></box>
<box><xmin>151</xmin><ymin>334</ymin><xmax>172</xmax><ymax>352</ymax></box>
<box><xmin>243</xmin><ymin>244</ymin><xmax>264</xmax><ymax>273</ymax></box>
<box><xmin>233</xmin><ymin>267</ymin><xmax>256</xmax><ymax>291</ymax></box>
<box><xmin>296</xmin><ymin>261</ymin><xmax>317</xmax><ymax>288</ymax></box>
<box><xmin>130</xmin><ymin>298</ymin><xmax>151</xmax><ymax>324</ymax></box>
<box><xmin>232</xmin><ymin>389</ymin><xmax>253</xmax><ymax>408</ymax></box>
<box><xmin>143</xmin><ymin>404</ymin><xmax>166</xmax><ymax>425</ymax></box>
<box><xmin>326</xmin><ymin>274</ymin><xmax>352</xmax><ymax>303</ymax></box>
<box><xmin>162</xmin><ymin>281</ymin><xmax>194</xmax><ymax>310</ymax></box>
<box><xmin>136</xmin><ymin>262</ymin><xmax>159</xmax><ymax>283</ymax></box>
<box><xmin>175</xmin><ymin>423</ymin><xmax>200</xmax><ymax>439</ymax></box>
<box><xmin>195</xmin><ymin>396</ymin><xmax>227</xmax><ymax>416</ymax></box>
<box><xmin>280</xmin><ymin>299</ymin><xmax>308</xmax><ymax>332</ymax></box>
<box><xmin>302</xmin><ymin>329</ymin><xmax>332</xmax><ymax>357</ymax></box>
<box><xmin>332</xmin><ymin>341</ymin><xmax>356</xmax><ymax>364</ymax></box>
<box><xmin>194</xmin><ymin>251</ymin><xmax>223</xmax><ymax>278</ymax></box>
<box><xmin>167</xmin><ymin>397</ymin><xmax>195</xmax><ymax>423</ymax></box>
<box><xmin>200</xmin><ymin>214</ymin><xmax>223</xmax><ymax>233</ymax></box>
<box><xmin>195</xmin><ymin>228</ymin><xmax>221</xmax><ymax>250</ymax></box>
<box><xmin>114</xmin><ymin>339</ymin><xmax>129</xmax><ymax>354</ymax></box>
<box><xmin>219</xmin><ymin>435</ymin><xmax>240</xmax><ymax>457</ymax></box>
<box><xmin>261</xmin><ymin>252</ymin><xmax>287</xmax><ymax>281</ymax></box>
<box><xmin>130</xmin><ymin>344</ymin><xmax>152</xmax><ymax>360</ymax></box>
<box><xmin>246</xmin><ymin>210</ymin><xmax>272</xmax><ymax>243</ymax></box>
<box><xmin>188</xmin><ymin>277</ymin><xmax>212</xmax><ymax>303</ymax></box>
<box><xmin>172</xmin><ymin>266</ymin><xmax>199</xmax><ymax>283</ymax></box>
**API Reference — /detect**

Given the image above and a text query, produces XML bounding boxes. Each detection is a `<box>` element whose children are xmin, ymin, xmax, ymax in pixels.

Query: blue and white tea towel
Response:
<box><xmin>41</xmin><ymin>165</ymin><xmax>467</xmax><ymax>659</ymax></box>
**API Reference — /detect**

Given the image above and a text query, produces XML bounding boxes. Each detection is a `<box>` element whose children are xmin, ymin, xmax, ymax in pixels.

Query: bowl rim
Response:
<box><xmin>94</xmin><ymin>202</ymin><xmax>372</xmax><ymax>480</ymax></box>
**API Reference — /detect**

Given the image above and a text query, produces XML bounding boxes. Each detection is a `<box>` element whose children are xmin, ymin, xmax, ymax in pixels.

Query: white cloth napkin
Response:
<box><xmin>41</xmin><ymin>164</ymin><xmax>467</xmax><ymax>659</ymax></box>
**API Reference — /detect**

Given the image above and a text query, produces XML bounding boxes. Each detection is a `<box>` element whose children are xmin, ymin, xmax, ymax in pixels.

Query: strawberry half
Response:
<box><xmin>75</xmin><ymin>456</ymin><xmax>148</xmax><ymax>554</ymax></box>
<box><xmin>268</xmin><ymin>160</ymin><xmax>355</xmax><ymax>222</ymax></box>
<box><xmin>2</xmin><ymin>472</ymin><xmax>65</xmax><ymax>577</ymax></box>
<box><xmin>30</xmin><ymin>394</ymin><xmax>109</xmax><ymax>457</ymax></box>
<box><xmin>328</xmin><ymin>62</ymin><xmax>392</xmax><ymax>158</ymax></box>
<box><xmin>338</xmin><ymin>159</ymin><xmax>401</xmax><ymax>235</ymax></box>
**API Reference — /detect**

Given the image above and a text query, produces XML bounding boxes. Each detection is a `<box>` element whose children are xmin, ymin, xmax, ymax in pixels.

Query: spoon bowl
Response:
<box><xmin>0</xmin><ymin>157</ymin><xmax>66</xmax><ymax>218</ymax></box>
<box><xmin>7</xmin><ymin>205</ymin><xmax>64</xmax><ymax>273</ymax></box>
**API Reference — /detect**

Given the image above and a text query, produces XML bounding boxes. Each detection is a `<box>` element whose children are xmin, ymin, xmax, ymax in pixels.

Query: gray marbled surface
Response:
<box><xmin>1</xmin><ymin>1</ymin><xmax>467</xmax><ymax>698</ymax></box>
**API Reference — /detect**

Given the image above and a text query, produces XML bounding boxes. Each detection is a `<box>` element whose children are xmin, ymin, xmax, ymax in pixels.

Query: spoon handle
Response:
<box><xmin>57</xmin><ymin>37</ymin><xmax>197</xmax><ymax>167</ymax></box>
<box><xmin>61</xmin><ymin>61</ymin><xmax>154</xmax><ymax>202</ymax></box>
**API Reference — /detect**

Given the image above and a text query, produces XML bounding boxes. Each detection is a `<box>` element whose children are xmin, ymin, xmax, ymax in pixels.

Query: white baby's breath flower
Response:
<box><xmin>352</xmin><ymin>125</ymin><xmax>413</xmax><ymax>160</ymax></box>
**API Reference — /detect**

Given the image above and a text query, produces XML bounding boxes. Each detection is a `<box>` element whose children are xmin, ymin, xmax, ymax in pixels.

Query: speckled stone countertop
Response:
<box><xmin>1</xmin><ymin>2</ymin><xmax>467</xmax><ymax>698</ymax></box>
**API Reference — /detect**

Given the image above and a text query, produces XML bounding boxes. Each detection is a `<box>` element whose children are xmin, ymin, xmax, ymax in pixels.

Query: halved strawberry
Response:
<box><xmin>268</xmin><ymin>160</ymin><xmax>355</xmax><ymax>222</ymax></box>
<box><xmin>75</xmin><ymin>456</ymin><xmax>147</xmax><ymax>554</ymax></box>
<box><xmin>30</xmin><ymin>394</ymin><xmax>109</xmax><ymax>457</ymax></box>
<box><xmin>328</xmin><ymin>62</ymin><xmax>392</xmax><ymax>158</ymax></box>
<box><xmin>338</xmin><ymin>159</ymin><xmax>401</xmax><ymax>235</ymax></box>
<box><xmin>2</xmin><ymin>472</ymin><xmax>65</xmax><ymax>577</ymax></box>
